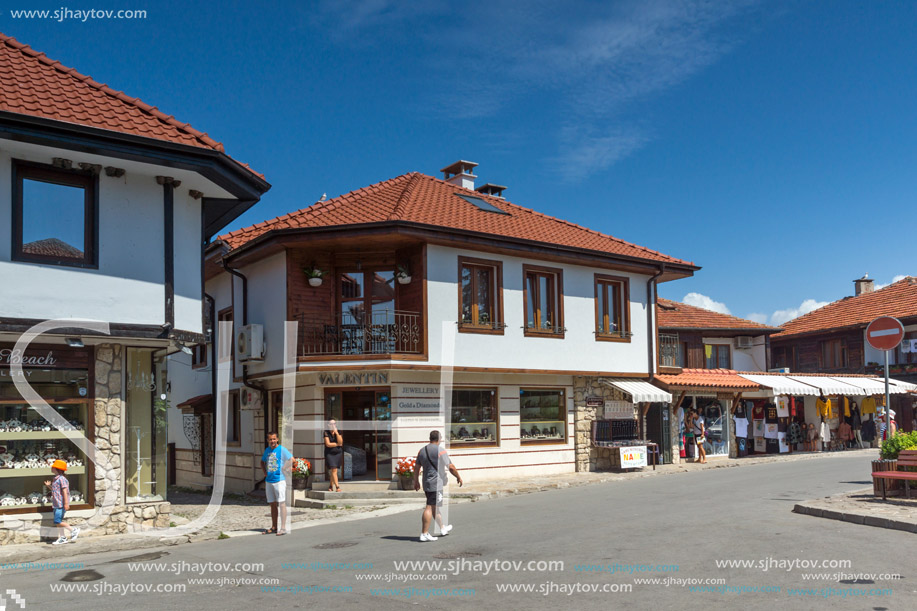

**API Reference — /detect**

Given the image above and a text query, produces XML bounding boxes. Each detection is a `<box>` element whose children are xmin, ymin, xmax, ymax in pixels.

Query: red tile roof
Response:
<box><xmin>220</xmin><ymin>172</ymin><xmax>694</xmax><ymax>266</ymax></box>
<box><xmin>772</xmin><ymin>276</ymin><xmax>917</xmax><ymax>339</ymax></box>
<box><xmin>657</xmin><ymin>297</ymin><xmax>781</xmax><ymax>333</ymax></box>
<box><xmin>0</xmin><ymin>33</ymin><xmax>261</xmax><ymax>179</ymax></box>
<box><xmin>654</xmin><ymin>368</ymin><xmax>760</xmax><ymax>390</ymax></box>
<box><xmin>21</xmin><ymin>237</ymin><xmax>83</xmax><ymax>259</ymax></box>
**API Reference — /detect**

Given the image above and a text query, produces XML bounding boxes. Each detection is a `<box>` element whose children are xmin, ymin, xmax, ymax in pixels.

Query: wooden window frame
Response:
<box><xmin>457</xmin><ymin>256</ymin><xmax>504</xmax><ymax>335</ymax></box>
<box><xmin>449</xmin><ymin>387</ymin><xmax>499</xmax><ymax>448</ymax></box>
<box><xmin>523</xmin><ymin>264</ymin><xmax>564</xmax><ymax>338</ymax></box>
<box><xmin>820</xmin><ymin>338</ymin><xmax>847</xmax><ymax>370</ymax></box>
<box><xmin>704</xmin><ymin>343</ymin><xmax>731</xmax><ymax>369</ymax></box>
<box><xmin>226</xmin><ymin>391</ymin><xmax>241</xmax><ymax>446</ymax></box>
<box><xmin>191</xmin><ymin>343</ymin><xmax>208</xmax><ymax>369</ymax></box>
<box><xmin>11</xmin><ymin>159</ymin><xmax>99</xmax><ymax>268</ymax></box>
<box><xmin>594</xmin><ymin>274</ymin><xmax>631</xmax><ymax>342</ymax></box>
<box><xmin>519</xmin><ymin>387</ymin><xmax>568</xmax><ymax>446</ymax></box>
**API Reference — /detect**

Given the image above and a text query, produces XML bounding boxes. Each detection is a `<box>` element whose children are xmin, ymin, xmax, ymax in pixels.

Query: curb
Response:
<box><xmin>793</xmin><ymin>488</ymin><xmax>917</xmax><ymax>534</ymax></box>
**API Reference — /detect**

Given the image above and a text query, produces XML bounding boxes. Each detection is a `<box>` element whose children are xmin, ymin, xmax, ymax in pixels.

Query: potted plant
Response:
<box><xmin>303</xmin><ymin>266</ymin><xmax>326</xmax><ymax>287</ymax></box>
<box><xmin>292</xmin><ymin>457</ymin><xmax>312</xmax><ymax>490</ymax></box>
<box><xmin>395</xmin><ymin>457</ymin><xmax>416</xmax><ymax>490</ymax></box>
<box><xmin>396</xmin><ymin>264</ymin><xmax>412</xmax><ymax>285</ymax></box>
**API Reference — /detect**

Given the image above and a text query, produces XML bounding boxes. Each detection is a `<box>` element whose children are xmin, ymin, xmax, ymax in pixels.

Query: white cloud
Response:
<box><xmin>767</xmin><ymin>299</ymin><xmax>829</xmax><ymax>326</ymax></box>
<box><xmin>746</xmin><ymin>312</ymin><xmax>769</xmax><ymax>324</ymax></box>
<box><xmin>683</xmin><ymin>292</ymin><xmax>731</xmax><ymax>315</ymax></box>
<box><xmin>875</xmin><ymin>274</ymin><xmax>907</xmax><ymax>290</ymax></box>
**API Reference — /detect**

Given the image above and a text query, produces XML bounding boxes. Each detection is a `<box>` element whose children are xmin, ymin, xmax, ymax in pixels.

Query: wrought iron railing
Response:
<box><xmin>659</xmin><ymin>333</ymin><xmax>680</xmax><ymax>367</ymax></box>
<box><xmin>297</xmin><ymin>310</ymin><xmax>422</xmax><ymax>356</ymax></box>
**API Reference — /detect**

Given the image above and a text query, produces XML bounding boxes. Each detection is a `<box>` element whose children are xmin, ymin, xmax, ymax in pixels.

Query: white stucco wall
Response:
<box><xmin>425</xmin><ymin>245</ymin><xmax>654</xmax><ymax>374</ymax></box>
<box><xmin>0</xmin><ymin>140</ymin><xmax>211</xmax><ymax>333</ymax></box>
<box><xmin>702</xmin><ymin>336</ymin><xmax>768</xmax><ymax>372</ymax></box>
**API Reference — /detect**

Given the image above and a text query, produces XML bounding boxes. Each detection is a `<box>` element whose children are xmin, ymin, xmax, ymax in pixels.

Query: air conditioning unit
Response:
<box><xmin>734</xmin><ymin>336</ymin><xmax>754</xmax><ymax>349</ymax></box>
<box><xmin>769</xmin><ymin>367</ymin><xmax>790</xmax><ymax>373</ymax></box>
<box><xmin>236</xmin><ymin>324</ymin><xmax>265</xmax><ymax>362</ymax></box>
<box><xmin>240</xmin><ymin>386</ymin><xmax>262</xmax><ymax>411</ymax></box>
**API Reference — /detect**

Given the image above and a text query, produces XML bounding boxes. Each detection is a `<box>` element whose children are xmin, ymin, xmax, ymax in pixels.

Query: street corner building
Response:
<box><xmin>0</xmin><ymin>33</ymin><xmax>269</xmax><ymax>543</ymax></box>
<box><xmin>167</xmin><ymin>159</ymin><xmax>700</xmax><ymax>499</ymax></box>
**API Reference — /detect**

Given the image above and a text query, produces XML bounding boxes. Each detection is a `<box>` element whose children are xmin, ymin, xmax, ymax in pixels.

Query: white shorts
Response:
<box><xmin>266</xmin><ymin>481</ymin><xmax>286</xmax><ymax>504</ymax></box>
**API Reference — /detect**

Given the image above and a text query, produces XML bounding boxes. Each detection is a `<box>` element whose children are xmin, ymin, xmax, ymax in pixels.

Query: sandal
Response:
<box><xmin>328</xmin><ymin>487</ymin><xmax>334</xmax><ymax>492</ymax></box>
<box><xmin>336</xmin><ymin>487</ymin><xmax>342</xmax><ymax>492</ymax></box>
<box><xmin>263</xmin><ymin>527</ymin><xmax>276</xmax><ymax>535</ymax></box>
<box><xmin>276</xmin><ymin>530</ymin><xmax>286</xmax><ymax>536</ymax></box>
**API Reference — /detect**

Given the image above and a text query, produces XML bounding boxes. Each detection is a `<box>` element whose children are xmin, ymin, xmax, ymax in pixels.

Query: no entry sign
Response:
<box><xmin>866</xmin><ymin>316</ymin><xmax>905</xmax><ymax>351</ymax></box>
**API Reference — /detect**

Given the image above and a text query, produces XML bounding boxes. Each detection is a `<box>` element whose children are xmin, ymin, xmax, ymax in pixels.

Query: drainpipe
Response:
<box><xmin>646</xmin><ymin>265</ymin><xmax>665</xmax><ymax>378</ymax></box>
<box><xmin>220</xmin><ymin>258</ymin><xmax>270</xmax><ymax>492</ymax></box>
<box><xmin>204</xmin><ymin>293</ymin><xmax>216</xmax><ymax>478</ymax></box>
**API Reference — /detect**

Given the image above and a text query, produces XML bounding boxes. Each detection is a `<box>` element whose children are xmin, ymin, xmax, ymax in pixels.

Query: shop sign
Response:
<box><xmin>317</xmin><ymin>371</ymin><xmax>389</xmax><ymax>386</ymax></box>
<box><xmin>620</xmin><ymin>446</ymin><xmax>647</xmax><ymax>468</ymax></box>
<box><xmin>392</xmin><ymin>384</ymin><xmax>440</xmax><ymax>411</ymax></box>
<box><xmin>585</xmin><ymin>396</ymin><xmax>604</xmax><ymax>408</ymax></box>
<box><xmin>604</xmin><ymin>400</ymin><xmax>633</xmax><ymax>418</ymax></box>
<box><xmin>0</xmin><ymin>344</ymin><xmax>89</xmax><ymax>370</ymax></box>
<box><xmin>0</xmin><ymin>348</ymin><xmax>57</xmax><ymax>367</ymax></box>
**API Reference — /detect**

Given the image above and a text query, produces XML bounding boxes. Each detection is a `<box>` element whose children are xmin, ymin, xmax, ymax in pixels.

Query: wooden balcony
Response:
<box><xmin>297</xmin><ymin>310</ymin><xmax>422</xmax><ymax>358</ymax></box>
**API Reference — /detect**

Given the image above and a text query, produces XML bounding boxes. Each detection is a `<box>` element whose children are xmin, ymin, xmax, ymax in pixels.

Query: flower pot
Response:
<box><xmin>396</xmin><ymin>275</ymin><xmax>411</xmax><ymax>285</ymax></box>
<box><xmin>398</xmin><ymin>474</ymin><xmax>414</xmax><ymax>490</ymax></box>
<box><xmin>308</xmin><ymin>277</ymin><xmax>323</xmax><ymax>287</ymax></box>
<box><xmin>293</xmin><ymin>476</ymin><xmax>310</xmax><ymax>491</ymax></box>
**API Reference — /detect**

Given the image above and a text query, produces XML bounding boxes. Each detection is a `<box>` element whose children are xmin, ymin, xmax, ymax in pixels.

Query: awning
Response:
<box><xmin>890</xmin><ymin>378</ymin><xmax>917</xmax><ymax>392</ymax></box>
<box><xmin>830</xmin><ymin>376</ymin><xmax>907</xmax><ymax>395</ymax></box>
<box><xmin>785</xmin><ymin>376</ymin><xmax>862</xmax><ymax>395</ymax></box>
<box><xmin>602</xmin><ymin>378</ymin><xmax>672</xmax><ymax>403</ymax></box>
<box><xmin>737</xmin><ymin>374</ymin><xmax>821</xmax><ymax>396</ymax></box>
<box><xmin>653</xmin><ymin>369</ymin><xmax>760</xmax><ymax>392</ymax></box>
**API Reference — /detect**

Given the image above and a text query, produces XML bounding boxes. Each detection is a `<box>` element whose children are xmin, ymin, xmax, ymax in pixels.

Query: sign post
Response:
<box><xmin>866</xmin><ymin>316</ymin><xmax>905</xmax><ymax>433</ymax></box>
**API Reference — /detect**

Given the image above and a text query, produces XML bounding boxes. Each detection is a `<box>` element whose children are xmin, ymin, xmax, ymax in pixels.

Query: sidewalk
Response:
<box><xmin>794</xmin><ymin>488</ymin><xmax>917</xmax><ymax>533</ymax></box>
<box><xmin>0</xmin><ymin>448</ymin><xmax>879</xmax><ymax>563</ymax></box>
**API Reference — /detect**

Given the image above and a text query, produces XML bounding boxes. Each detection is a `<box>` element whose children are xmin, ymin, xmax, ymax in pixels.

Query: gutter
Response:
<box><xmin>204</xmin><ymin>292</ymin><xmax>217</xmax><ymax>478</ymax></box>
<box><xmin>220</xmin><ymin>258</ymin><xmax>270</xmax><ymax>492</ymax></box>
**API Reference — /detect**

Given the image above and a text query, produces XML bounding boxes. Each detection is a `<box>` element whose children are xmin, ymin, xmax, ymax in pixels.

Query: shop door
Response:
<box><xmin>645</xmin><ymin>403</ymin><xmax>672</xmax><ymax>464</ymax></box>
<box><xmin>330</xmin><ymin>390</ymin><xmax>392</xmax><ymax>480</ymax></box>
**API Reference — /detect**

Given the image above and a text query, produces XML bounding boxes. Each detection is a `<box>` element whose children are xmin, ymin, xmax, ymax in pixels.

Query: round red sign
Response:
<box><xmin>866</xmin><ymin>316</ymin><xmax>905</xmax><ymax>351</ymax></box>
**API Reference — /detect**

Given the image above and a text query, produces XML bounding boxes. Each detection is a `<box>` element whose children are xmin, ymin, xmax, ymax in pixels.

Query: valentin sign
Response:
<box><xmin>317</xmin><ymin>371</ymin><xmax>389</xmax><ymax>386</ymax></box>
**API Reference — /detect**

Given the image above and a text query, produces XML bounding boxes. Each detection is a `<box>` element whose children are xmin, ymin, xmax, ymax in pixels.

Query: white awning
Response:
<box><xmin>830</xmin><ymin>376</ymin><xmax>907</xmax><ymax>395</ymax></box>
<box><xmin>890</xmin><ymin>378</ymin><xmax>917</xmax><ymax>392</ymax></box>
<box><xmin>602</xmin><ymin>379</ymin><xmax>672</xmax><ymax>403</ymax></box>
<box><xmin>785</xmin><ymin>376</ymin><xmax>863</xmax><ymax>395</ymax></box>
<box><xmin>737</xmin><ymin>374</ymin><xmax>821</xmax><ymax>396</ymax></box>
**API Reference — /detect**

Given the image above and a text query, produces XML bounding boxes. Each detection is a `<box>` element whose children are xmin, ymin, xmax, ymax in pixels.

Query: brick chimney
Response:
<box><xmin>854</xmin><ymin>273</ymin><xmax>874</xmax><ymax>296</ymax></box>
<box><xmin>441</xmin><ymin>160</ymin><xmax>477</xmax><ymax>190</ymax></box>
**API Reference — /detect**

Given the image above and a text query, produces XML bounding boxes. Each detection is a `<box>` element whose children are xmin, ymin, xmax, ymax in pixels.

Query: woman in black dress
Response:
<box><xmin>323</xmin><ymin>419</ymin><xmax>344</xmax><ymax>492</ymax></box>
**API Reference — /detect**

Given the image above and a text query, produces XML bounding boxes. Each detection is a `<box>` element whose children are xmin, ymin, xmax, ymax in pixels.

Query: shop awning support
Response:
<box><xmin>730</xmin><ymin>392</ymin><xmax>743</xmax><ymax>414</ymax></box>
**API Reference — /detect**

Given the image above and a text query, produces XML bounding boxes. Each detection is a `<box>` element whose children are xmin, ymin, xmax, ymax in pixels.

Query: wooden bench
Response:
<box><xmin>871</xmin><ymin>450</ymin><xmax>917</xmax><ymax>500</ymax></box>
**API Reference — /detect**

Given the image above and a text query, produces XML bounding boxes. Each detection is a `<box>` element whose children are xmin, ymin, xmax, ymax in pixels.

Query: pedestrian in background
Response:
<box><xmin>261</xmin><ymin>431</ymin><xmax>292</xmax><ymax>535</ymax></box>
<box><xmin>45</xmin><ymin>459</ymin><xmax>79</xmax><ymax>545</ymax></box>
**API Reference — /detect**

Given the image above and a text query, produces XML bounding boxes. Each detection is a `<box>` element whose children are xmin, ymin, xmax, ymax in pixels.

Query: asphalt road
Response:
<box><xmin>4</xmin><ymin>453</ymin><xmax>914</xmax><ymax>610</ymax></box>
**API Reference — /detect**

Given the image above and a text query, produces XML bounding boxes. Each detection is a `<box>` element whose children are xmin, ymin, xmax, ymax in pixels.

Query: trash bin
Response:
<box><xmin>872</xmin><ymin>459</ymin><xmax>898</xmax><ymax>496</ymax></box>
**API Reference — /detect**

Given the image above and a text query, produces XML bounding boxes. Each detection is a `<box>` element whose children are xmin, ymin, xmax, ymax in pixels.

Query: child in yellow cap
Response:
<box><xmin>44</xmin><ymin>459</ymin><xmax>79</xmax><ymax>544</ymax></box>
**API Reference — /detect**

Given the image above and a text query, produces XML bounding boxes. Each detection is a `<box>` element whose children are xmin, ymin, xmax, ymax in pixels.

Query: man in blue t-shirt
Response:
<box><xmin>261</xmin><ymin>431</ymin><xmax>292</xmax><ymax>535</ymax></box>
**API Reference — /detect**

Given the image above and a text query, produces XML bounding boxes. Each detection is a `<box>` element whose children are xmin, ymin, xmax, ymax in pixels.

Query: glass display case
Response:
<box><xmin>520</xmin><ymin>388</ymin><xmax>566</xmax><ymax>443</ymax></box>
<box><xmin>449</xmin><ymin>389</ymin><xmax>498</xmax><ymax>446</ymax></box>
<box><xmin>0</xmin><ymin>366</ymin><xmax>92</xmax><ymax>513</ymax></box>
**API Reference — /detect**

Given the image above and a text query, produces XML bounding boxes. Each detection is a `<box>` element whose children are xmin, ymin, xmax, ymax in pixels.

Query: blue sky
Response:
<box><xmin>3</xmin><ymin>0</ymin><xmax>915</xmax><ymax>325</ymax></box>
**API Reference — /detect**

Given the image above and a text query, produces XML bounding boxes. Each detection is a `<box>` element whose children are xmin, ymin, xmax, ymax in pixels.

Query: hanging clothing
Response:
<box><xmin>861</xmin><ymin>397</ymin><xmax>877</xmax><ymax>415</ymax></box>
<box><xmin>819</xmin><ymin>421</ymin><xmax>831</xmax><ymax>443</ymax></box>
<box><xmin>765</xmin><ymin>403</ymin><xmax>778</xmax><ymax>423</ymax></box>
<box><xmin>861</xmin><ymin>418</ymin><xmax>876</xmax><ymax>442</ymax></box>
<box><xmin>777</xmin><ymin>432</ymin><xmax>789</xmax><ymax>453</ymax></box>
<box><xmin>838</xmin><ymin>421</ymin><xmax>853</xmax><ymax>442</ymax></box>
<box><xmin>817</xmin><ymin>398</ymin><xmax>832</xmax><ymax>418</ymax></box>
<box><xmin>790</xmin><ymin>396</ymin><xmax>797</xmax><ymax>417</ymax></box>
<box><xmin>776</xmin><ymin>397</ymin><xmax>789</xmax><ymax>418</ymax></box>
<box><xmin>752</xmin><ymin>403</ymin><xmax>765</xmax><ymax>420</ymax></box>
<box><xmin>843</xmin><ymin>397</ymin><xmax>851</xmax><ymax>418</ymax></box>
<box><xmin>788</xmin><ymin>422</ymin><xmax>804</xmax><ymax>445</ymax></box>
<box><xmin>764</xmin><ymin>423</ymin><xmax>779</xmax><ymax>440</ymax></box>
<box><xmin>851</xmin><ymin>408</ymin><xmax>862</xmax><ymax>430</ymax></box>
<box><xmin>734</xmin><ymin>416</ymin><xmax>749</xmax><ymax>438</ymax></box>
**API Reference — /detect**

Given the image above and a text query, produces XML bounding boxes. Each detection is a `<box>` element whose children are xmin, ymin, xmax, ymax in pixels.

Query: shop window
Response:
<box><xmin>595</xmin><ymin>275</ymin><xmax>630</xmax><ymax>341</ymax></box>
<box><xmin>820</xmin><ymin>339</ymin><xmax>847</xmax><ymax>370</ymax></box>
<box><xmin>658</xmin><ymin>333</ymin><xmax>680</xmax><ymax>367</ymax></box>
<box><xmin>458</xmin><ymin>257</ymin><xmax>503</xmax><ymax>333</ymax></box>
<box><xmin>524</xmin><ymin>265</ymin><xmax>564</xmax><ymax>337</ymax></box>
<box><xmin>12</xmin><ymin>160</ymin><xmax>98</xmax><ymax>268</ymax></box>
<box><xmin>226</xmin><ymin>392</ymin><xmax>241</xmax><ymax>446</ymax></box>
<box><xmin>773</xmin><ymin>346</ymin><xmax>798</xmax><ymax>371</ymax></box>
<box><xmin>704</xmin><ymin>344</ymin><xmax>730</xmax><ymax>369</ymax></box>
<box><xmin>0</xmin><ymin>357</ymin><xmax>92</xmax><ymax>514</ymax></box>
<box><xmin>126</xmin><ymin>348</ymin><xmax>167</xmax><ymax>503</ymax></box>
<box><xmin>520</xmin><ymin>388</ymin><xmax>566</xmax><ymax>443</ymax></box>
<box><xmin>449</xmin><ymin>389</ymin><xmax>498</xmax><ymax>446</ymax></box>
